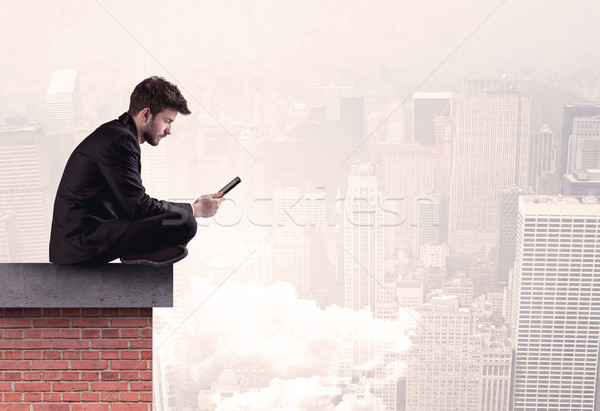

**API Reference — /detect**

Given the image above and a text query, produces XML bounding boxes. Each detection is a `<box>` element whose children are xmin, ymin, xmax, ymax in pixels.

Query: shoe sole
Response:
<box><xmin>120</xmin><ymin>247</ymin><xmax>188</xmax><ymax>267</ymax></box>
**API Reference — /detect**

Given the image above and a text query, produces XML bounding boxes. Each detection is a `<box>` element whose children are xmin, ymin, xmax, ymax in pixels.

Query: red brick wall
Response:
<box><xmin>0</xmin><ymin>308</ymin><xmax>152</xmax><ymax>411</ymax></box>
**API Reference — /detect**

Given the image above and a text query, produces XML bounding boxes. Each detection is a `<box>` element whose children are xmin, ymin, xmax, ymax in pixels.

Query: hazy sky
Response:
<box><xmin>2</xmin><ymin>0</ymin><xmax>600</xmax><ymax>103</ymax></box>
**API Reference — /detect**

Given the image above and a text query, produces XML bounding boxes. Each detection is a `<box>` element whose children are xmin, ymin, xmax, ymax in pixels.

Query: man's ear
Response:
<box><xmin>140</xmin><ymin>108</ymin><xmax>152</xmax><ymax>124</ymax></box>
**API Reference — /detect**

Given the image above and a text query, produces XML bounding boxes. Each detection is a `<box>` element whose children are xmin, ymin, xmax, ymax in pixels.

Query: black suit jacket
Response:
<box><xmin>49</xmin><ymin>113</ymin><xmax>192</xmax><ymax>264</ymax></box>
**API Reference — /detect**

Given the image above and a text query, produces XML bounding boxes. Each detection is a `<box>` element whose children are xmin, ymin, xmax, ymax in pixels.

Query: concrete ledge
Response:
<box><xmin>0</xmin><ymin>263</ymin><xmax>173</xmax><ymax>307</ymax></box>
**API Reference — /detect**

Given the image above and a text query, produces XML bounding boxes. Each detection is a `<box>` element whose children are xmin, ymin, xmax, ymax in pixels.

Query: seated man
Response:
<box><xmin>50</xmin><ymin>76</ymin><xmax>222</xmax><ymax>266</ymax></box>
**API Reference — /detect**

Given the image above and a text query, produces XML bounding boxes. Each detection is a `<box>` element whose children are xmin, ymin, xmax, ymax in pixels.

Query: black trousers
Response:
<box><xmin>84</xmin><ymin>210</ymin><xmax>197</xmax><ymax>264</ymax></box>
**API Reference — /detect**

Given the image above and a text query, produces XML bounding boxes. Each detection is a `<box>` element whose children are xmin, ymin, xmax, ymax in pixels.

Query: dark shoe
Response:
<box><xmin>120</xmin><ymin>245</ymin><xmax>188</xmax><ymax>267</ymax></box>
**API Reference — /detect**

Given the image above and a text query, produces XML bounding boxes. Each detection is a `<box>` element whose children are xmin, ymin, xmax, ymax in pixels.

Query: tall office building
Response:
<box><xmin>449</xmin><ymin>79</ymin><xmax>530</xmax><ymax>254</ymax></box>
<box><xmin>509</xmin><ymin>195</ymin><xmax>600</xmax><ymax>410</ymax></box>
<box><xmin>380</xmin><ymin>142</ymin><xmax>435</xmax><ymax>256</ymax></box>
<box><xmin>412</xmin><ymin>91</ymin><xmax>453</xmax><ymax>145</ymax></box>
<box><xmin>567</xmin><ymin>116</ymin><xmax>600</xmax><ymax>173</ymax></box>
<box><xmin>385</xmin><ymin>100</ymin><xmax>405</xmax><ymax>142</ymax></box>
<box><xmin>344</xmin><ymin>163</ymin><xmax>384</xmax><ymax>312</ymax></box>
<box><xmin>45</xmin><ymin>69</ymin><xmax>83</xmax><ymax>132</ymax></box>
<box><xmin>0</xmin><ymin>126</ymin><xmax>53</xmax><ymax>262</ymax></box>
<box><xmin>497</xmin><ymin>186</ymin><xmax>534</xmax><ymax>284</ymax></box>
<box><xmin>560</xmin><ymin>104</ymin><xmax>600</xmax><ymax>176</ymax></box>
<box><xmin>528</xmin><ymin>125</ymin><xmax>556</xmax><ymax>194</ymax></box>
<box><xmin>406</xmin><ymin>296</ymin><xmax>481</xmax><ymax>411</ymax></box>
<box><xmin>0</xmin><ymin>212</ymin><xmax>19</xmax><ymax>262</ymax></box>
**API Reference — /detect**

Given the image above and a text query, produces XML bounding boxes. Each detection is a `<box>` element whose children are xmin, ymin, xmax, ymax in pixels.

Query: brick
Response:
<box><xmin>0</xmin><ymin>404</ymin><xmax>28</xmax><ymax>411</ymax></box>
<box><xmin>72</xmin><ymin>319</ymin><xmax>109</xmax><ymax>328</ymax></box>
<box><xmin>52</xmin><ymin>382</ymin><xmax>89</xmax><ymax>391</ymax></box>
<box><xmin>140</xmin><ymin>371</ymin><xmax>152</xmax><ymax>381</ymax></box>
<box><xmin>24</xmin><ymin>392</ymin><xmax>43</xmax><ymax>402</ymax></box>
<box><xmin>140</xmin><ymin>351</ymin><xmax>152</xmax><ymax>360</ymax></box>
<box><xmin>100</xmin><ymin>372</ymin><xmax>119</xmax><ymax>381</ymax></box>
<box><xmin>91</xmin><ymin>381</ymin><xmax>128</xmax><ymax>391</ymax></box>
<box><xmin>0</xmin><ymin>382</ymin><xmax>12</xmax><ymax>390</ymax></box>
<box><xmin>101</xmin><ymin>392</ymin><xmax>119</xmax><ymax>401</ymax></box>
<box><xmin>43</xmin><ymin>351</ymin><xmax>61</xmax><ymax>360</ymax></box>
<box><xmin>130</xmin><ymin>381</ymin><xmax>152</xmax><ymax>391</ymax></box>
<box><xmin>62</xmin><ymin>351</ymin><xmax>81</xmax><ymax>360</ymax></box>
<box><xmin>60</xmin><ymin>372</ymin><xmax>80</xmax><ymax>381</ymax></box>
<box><xmin>100</xmin><ymin>308</ymin><xmax>120</xmax><ymax>317</ymax></box>
<box><xmin>3</xmin><ymin>308</ymin><xmax>23</xmax><ymax>317</ymax></box>
<box><xmin>23</xmin><ymin>308</ymin><xmax>42</xmax><ymax>317</ymax></box>
<box><xmin>35</xmin><ymin>404</ymin><xmax>69</xmax><ymax>410</ymax></box>
<box><xmin>82</xmin><ymin>351</ymin><xmax>100</xmax><ymax>360</ymax></box>
<box><xmin>140</xmin><ymin>392</ymin><xmax>152</xmax><ymax>402</ymax></box>
<box><xmin>100</xmin><ymin>351</ymin><xmax>119</xmax><ymax>360</ymax></box>
<box><xmin>0</xmin><ymin>319</ymin><xmax>30</xmax><ymax>328</ymax></box>
<box><xmin>61</xmin><ymin>308</ymin><xmax>81</xmax><ymax>317</ymax></box>
<box><xmin>42</xmin><ymin>372</ymin><xmax>61</xmax><ymax>381</ymax></box>
<box><xmin>24</xmin><ymin>329</ymin><xmax>42</xmax><ymax>339</ymax></box>
<box><xmin>120</xmin><ymin>392</ymin><xmax>139</xmax><ymax>401</ymax></box>
<box><xmin>111</xmin><ymin>318</ymin><xmax>148</xmax><ymax>328</ymax></box>
<box><xmin>4</xmin><ymin>330</ymin><xmax>23</xmax><ymax>339</ymax></box>
<box><xmin>139</xmin><ymin>308</ymin><xmax>152</xmax><ymax>317</ymax></box>
<box><xmin>14</xmin><ymin>382</ymin><xmax>51</xmax><ymax>391</ymax></box>
<box><xmin>32</xmin><ymin>361</ymin><xmax>69</xmax><ymax>370</ymax></box>
<box><xmin>81</xmin><ymin>309</ymin><xmax>100</xmax><ymax>317</ymax></box>
<box><xmin>130</xmin><ymin>340</ymin><xmax>152</xmax><ymax>349</ymax></box>
<box><xmin>53</xmin><ymin>340</ymin><xmax>89</xmax><ymax>349</ymax></box>
<box><xmin>81</xmin><ymin>392</ymin><xmax>100</xmax><ymax>402</ymax></box>
<box><xmin>4</xmin><ymin>351</ymin><xmax>23</xmax><ymax>360</ymax></box>
<box><xmin>61</xmin><ymin>329</ymin><xmax>80</xmax><ymax>339</ymax></box>
<box><xmin>42</xmin><ymin>329</ymin><xmax>61</xmax><ymax>339</ymax></box>
<box><xmin>120</xmin><ymin>371</ymin><xmax>139</xmax><ymax>381</ymax></box>
<box><xmin>62</xmin><ymin>392</ymin><xmax>81</xmax><ymax>402</ymax></box>
<box><xmin>4</xmin><ymin>372</ymin><xmax>23</xmax><ymax>380</ymax></box>
<box><xmin>41</xmin><ymin>308</ymin><xmax>61</xmax><ymax>317</ymax></box>
<box><xmin>112</xmin><ymin>404</ymin><xmax>150</xmax><ymax>411</ymax></box>
<box><xmin>15</xmin><ymin>340</ymin><xmax>52</xmax><ymax>350</ymax></box>
<box><xmin>140</xmin><ymin>329</ymin><xmax>152</xmax><ymax>338</ymax></box>
<box><xmin>73</xmin><ymin>405</ymin><xmax>108</xmax><ymax>411</ymax></box>
<box><xmin>101</xmin><ymin>329</ymin><xmax>120</xmax><ymax>338</ymax></box>
<box><xmin>0</xmin><ymin>361</ymin><xmax>30</xmax><ymax>370</ymax></box>
<box><xmin>120</xmin><ymin>329</ymin><xmax>139</xmax><ymax>338</ymax></box>
<box><xmin>71</xmin><ymin>361</ymin><xmax>108</xmax><ymax>370</ymax></box>
<box><xmin>42</xmin><ymin>392</ymin><xmax>63</xmax><ymax>402</ymax></box>
<box><xmin>120</xmin><ymin>308</ymin><xmax>139</xmax><ymax>316</ymax></box>
<box><xmin>0</xmin><ymin>341</ymin><xmax>13</xmax><ymax>349</ymax></box>
<box><xmin>80</xmin><ymin>372</ymin><xmax>100</xmax><ymax>381</ymax></box>
<box><xmin>4</xmin><ymin>392</ymin><xmax>22</xmax><ymax>401</ymax></box>
<box><xmin>121</xmin><ymin>351</ymin><xmax>139</xmax><ymax>360</ymax></box>
<box><xmin>23</xmin><ymin>351</ymin><xmax>42</xmax><ymax>360</ymax></box>
<box><xmin>23</xmin><ymin>371</ymin><xmax>42</xmax><ymax>380</ymax></box>
<box><xmin>111</xmin><ymin>360</ymin><xmax>147</xmax><ymax>370</ymax></box>
<box><xmin>33</xmin><ymin>319</ymin><xmax>70</xmax><ymax>328</ymax></box>
<box><xmin>91</xmin><ymin>340</ymin><xmax>128</xmax><ymax>349</ymax></box>
<box><xmin>81</xmin><ymin>329</ymin><xmax>100</xmax><ymax>339</ymax></box>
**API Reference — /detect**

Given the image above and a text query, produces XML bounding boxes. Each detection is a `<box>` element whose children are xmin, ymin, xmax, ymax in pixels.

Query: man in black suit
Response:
<box><xmin>50</xmin><ymin>76</ymin><xmax>222</xmax><ymax>266</ymax></box>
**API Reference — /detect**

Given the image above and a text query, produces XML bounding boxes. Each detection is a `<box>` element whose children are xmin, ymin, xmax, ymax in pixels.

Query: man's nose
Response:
<box><xmin>165</xmin><ymin>125</ymin><xmax>171</xmax><ymax>135</ymax></box>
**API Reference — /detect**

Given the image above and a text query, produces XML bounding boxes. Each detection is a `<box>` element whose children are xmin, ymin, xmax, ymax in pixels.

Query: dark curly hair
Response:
<box><xmin>128</xmin><ymin>76</ymin><xmax>191</xmax><ymax>116</ymax></box>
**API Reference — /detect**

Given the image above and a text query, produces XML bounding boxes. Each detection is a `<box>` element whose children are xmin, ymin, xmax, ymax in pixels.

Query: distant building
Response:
<box><xmin>449</xmin><ymin>79</ymin><xmax>530</xmax><ymax>255</ymax></box>
<box><xmin>567</xmin><ymin>116</ymin><xmax>600</xmax><ymax>173</ymax></box>
<box><xmin>563</xmin><ymin>169</ymin><xmax>600</xmax><ymax>195</ymax></box>
<box><xmin>528</xmin><ymin>125</ymin><xmax>556</xmax><ymax>193</ymax></box>
<box><xmin>45</xmin><ymin>69</ymin><xmax>83</xmax><ymax>132</ymax></box>
<box><xmin>560</xmin><ymin>104</ymin><xmax>600</xmax><ymax>176</ymax></box>
<box><xmin>412</xmin><ymin>91</ymin><xmax>453</xmax><ymax>145</ymax></box>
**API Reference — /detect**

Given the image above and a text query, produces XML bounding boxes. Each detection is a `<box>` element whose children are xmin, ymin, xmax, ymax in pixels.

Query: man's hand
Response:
<box><xmin>193</xmin><ymin>193</ymin><xmax>224</xmax><ymax>218</ymax></box>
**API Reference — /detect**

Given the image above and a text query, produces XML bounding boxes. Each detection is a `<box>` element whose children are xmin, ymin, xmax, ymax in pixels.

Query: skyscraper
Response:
<box><xmin>560</xmin><ymin>104</ymin><xmax>600</xmax><ymax>176</ymax></box>
<box><xmin>567</xmin><ymin>116</ymin><xmax>600</xmax><ymax>173</ymax></box>
<box><xmin>0</xmin><ymin>126</ymin><xmax>52</xmax><ymax>262</ymax></box>
<box><xmin>412</xmin><ymin>91</ymin><xmax>453</xmax><ymax>145</ymax></box>
<box><xmin>449</xmin><ymin>79</ymin><xmax>530</xmax><ymax>254</ymax></box>
<box><xmin>509</xmin><ymin>195</ymin><xmax>600</xmax><ymax>410</ymax></box>
<box><xmin>344</xmin><ymin>163</ymin><xmax>384</xmax><ymax>312</ymax></box>
<box><xmin>528</xmin><ymin>125</ymin><xmax>556</xmax><ymax>194</ymax></box>
<box><xmin>45</xmin><ymin>69</ymin><xmax>83</xmax><ymax>132</ymax></box>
